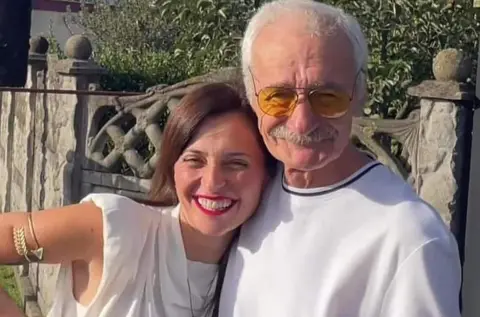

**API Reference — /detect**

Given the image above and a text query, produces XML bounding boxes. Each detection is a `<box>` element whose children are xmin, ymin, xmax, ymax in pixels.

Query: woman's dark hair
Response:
<box><xmin>145</xmin><ymin>83</ymin><xmax>276</xmax><ymax>316</ymax></box>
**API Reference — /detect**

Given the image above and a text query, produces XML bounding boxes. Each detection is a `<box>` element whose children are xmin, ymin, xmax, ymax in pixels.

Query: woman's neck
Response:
<box><xmin>179</xmin><ymin>213</ymin><xmax>234</xmax><ymax>264</ymax></box>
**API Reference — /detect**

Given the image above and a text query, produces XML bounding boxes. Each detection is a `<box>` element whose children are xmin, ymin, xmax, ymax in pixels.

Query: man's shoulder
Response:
<box><xmin>254</xmin><ymin>163</ymin><xmax>452</xmax><ymax>242</ymax></box>
<box><xmin>356</xmin><ymin>166</ymin><xmax>452</xmax><ymax>245</ymax></box>
<box><xmin>380</xmin><ymin>197</ymin><xmax>456</xmax><ymax>257</ymax></box>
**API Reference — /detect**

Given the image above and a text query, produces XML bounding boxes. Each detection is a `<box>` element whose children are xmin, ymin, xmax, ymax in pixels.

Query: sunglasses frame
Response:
<box><xmin>248</xmin><ymin>67</ymin><xmax>365</xmax><ymax>118</ymax></box>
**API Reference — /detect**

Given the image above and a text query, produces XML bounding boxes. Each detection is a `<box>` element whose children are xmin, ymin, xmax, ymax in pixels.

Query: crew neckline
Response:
<box><xmin>282</xmin><ymin>161</ymin><xmax>382</xmax><ymax>197</ymax></box>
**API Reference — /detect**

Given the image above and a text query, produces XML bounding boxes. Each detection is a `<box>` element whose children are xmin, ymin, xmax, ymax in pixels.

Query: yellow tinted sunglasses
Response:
<box><xmin>249</xmin><ymin>68</ymin><xmax>363</xmax><ymax>119</ymax></box>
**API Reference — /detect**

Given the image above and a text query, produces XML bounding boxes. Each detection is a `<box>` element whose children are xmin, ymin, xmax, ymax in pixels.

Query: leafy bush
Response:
<box><xmin>75</xmin><ymin>0</ymin><xmax>259</xmax><ymax>91</ymax></box>
<box><xmin>75</xmin><ymin>0</ymin><xmax>478</xmax><ymax>117</ymax></box>
<box><xmin>0</xmin><ymin>266</ymin><xmax>22</xmax><ymax>309</ymax></box>
<box><xmin>327</xmin><ymin>0</ymin><xmax>479</xmax><ymax>117</ymax></box>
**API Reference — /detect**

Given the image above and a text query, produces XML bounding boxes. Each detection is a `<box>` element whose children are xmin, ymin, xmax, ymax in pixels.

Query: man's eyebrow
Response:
<box><xmin>264</xmin><ymin>82</ymin><xmax>345</xmax><ymax>91</ymax></box>
<box><xmin>264</xmin><ymin>81</ymin><xmax>346</xmax><ymax>91</ymax></box>
<box><xmin>263</xmin><ymin>81</ymin><xmax>294</xmax><ymax>88</ymax></box>
<box><xmin>309</xmin><ymin>82</ymin><xmax>345</xmax><ymax>91</ymax></box>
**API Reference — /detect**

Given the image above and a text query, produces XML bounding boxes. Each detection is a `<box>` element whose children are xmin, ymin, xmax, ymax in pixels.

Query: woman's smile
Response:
<box><xmin>193</xmin><ymin>195</ymin><xmax>238</xmax><ymax>216</ymax></box>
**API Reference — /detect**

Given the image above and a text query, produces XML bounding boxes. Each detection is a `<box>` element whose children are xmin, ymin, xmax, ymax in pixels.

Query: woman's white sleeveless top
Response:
<box><xmin>47</xmin><ymin>193</ymin><xmax>218</xmax><ymax>317</ymax></box>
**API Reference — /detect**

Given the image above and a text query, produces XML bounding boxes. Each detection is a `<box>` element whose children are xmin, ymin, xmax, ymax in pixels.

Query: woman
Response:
<box><xmin>0</xmin><ymin>287</ymin><xmax>22</xmax><ymax>317</ymax></box>
<box><xmin>0</xmin><ymin>83</ymin><xmax>276</xmax><ymax>317</ymax></box>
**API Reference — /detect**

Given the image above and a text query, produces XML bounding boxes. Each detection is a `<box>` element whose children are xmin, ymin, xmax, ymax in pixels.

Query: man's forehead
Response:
<box><xmin>251</xmin><ymin>23</ymin><xmax>355</xmax><ymax>73</ymax></box>
<box><xmin>250</xmin><ymin>35</ymin><xmax>356</xmax><ymax>88</ymax></box>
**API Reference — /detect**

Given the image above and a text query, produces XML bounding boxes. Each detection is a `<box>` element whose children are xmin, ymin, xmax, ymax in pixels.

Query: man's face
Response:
<box><xmin>250</xmin><ymin>20</ymin><xmax>359</xmax><ymax>172</ymax></box>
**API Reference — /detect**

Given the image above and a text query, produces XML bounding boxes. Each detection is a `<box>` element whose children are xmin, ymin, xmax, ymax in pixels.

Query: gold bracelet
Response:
<box><xmin>12</xmin><ymin>214</ymin><xmax>44</xmax><ymax>263</ymax></box>
<box><xmin>27</xmin><ymin>213</ymin><xmax>44</xmax><ymax>261</ymax></box>
<box><xmin>13</xmin><ymin>227</ymin><xmax>32</xmax><ymax>263</ymax></box>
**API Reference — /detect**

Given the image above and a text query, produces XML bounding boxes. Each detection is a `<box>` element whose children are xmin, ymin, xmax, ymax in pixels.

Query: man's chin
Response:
<box><xmin>284</xmin><ymin>151</ymin><xmax>333</xmax><ymax>172</ymax></box>
<box><xmin>269</xmin><ymin>140</ymin><xmax>337</xmax><ymax>170</ymax></box>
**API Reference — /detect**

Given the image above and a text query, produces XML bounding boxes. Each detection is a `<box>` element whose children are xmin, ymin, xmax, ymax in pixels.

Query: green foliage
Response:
<box><xmin>77</xmin><ymin>0</ymin><xmax>478</xmax><ymax>117</ymax></box>
<box><xmin>0</xmin><ymin>266</ymin><xmax>22</xmax><ymax>309</ymax></box>
<box><xmin>76</xmin><ymin>0</ymin><xmax>260</xmax><ymax>91</ymax></box>
<box><xmin>326</xmin><ymin>0</ymin><xmax>479</xmax><ymax>117</ymax></box>
<box><xmin>46</xmin><ymin>34</ymin><xmax>66</xmax><ymax>58</ymax></box>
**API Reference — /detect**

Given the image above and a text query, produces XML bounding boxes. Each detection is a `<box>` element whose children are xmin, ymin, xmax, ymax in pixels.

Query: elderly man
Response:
<box><xmin>219</xmin><ymin>1</ymin><xmax>462</xmax><ymax>316</ymax></box>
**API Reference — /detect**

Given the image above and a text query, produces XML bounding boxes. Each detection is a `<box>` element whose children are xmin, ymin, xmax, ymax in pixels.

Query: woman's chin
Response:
<box><xmin>197</xmin><ymin>225</ymin><xmax>232</xmax><ymax>237</ymax></box>
<box><xmin>195</xmin><ymin>216</ymin><xmax>237</xmax><ymax>238</ymax></box>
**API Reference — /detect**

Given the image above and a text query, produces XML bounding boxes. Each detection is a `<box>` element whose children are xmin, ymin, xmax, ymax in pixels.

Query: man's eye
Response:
<box><xmin>267</xmin><ymin>91</ymin><xmax>291</xmax><ymax>100</ymax></box>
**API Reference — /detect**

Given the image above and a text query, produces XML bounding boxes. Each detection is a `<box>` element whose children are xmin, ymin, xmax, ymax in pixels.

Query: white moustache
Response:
<box><xmin>269</xmin><ymin>125</ymin><xmax>336</xmax><ymax>146</ymax></box>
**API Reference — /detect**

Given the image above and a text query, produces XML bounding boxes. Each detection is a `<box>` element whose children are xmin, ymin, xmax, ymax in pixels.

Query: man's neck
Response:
<box><xmin>179</xmin><ymin>214</ymin><xmax>233</xmax><ymax>264</ymax></box>
<box><xmin>284</xmin><ymin>145</ymin><xmax>372</xmax><ymax>189</ymax></box>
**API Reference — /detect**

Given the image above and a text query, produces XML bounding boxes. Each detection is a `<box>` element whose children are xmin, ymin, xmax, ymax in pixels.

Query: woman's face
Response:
<box><xmin>174</xmin><ymin>112</ymin><xmax>268</xmax><ymax>237</ymax></box>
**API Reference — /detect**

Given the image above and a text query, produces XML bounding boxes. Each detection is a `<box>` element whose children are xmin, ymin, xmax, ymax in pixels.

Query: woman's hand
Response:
<box><xmin>0</xmin><ymin>286</ymin><xmax>24</xmax><ymax>317</ymax></box>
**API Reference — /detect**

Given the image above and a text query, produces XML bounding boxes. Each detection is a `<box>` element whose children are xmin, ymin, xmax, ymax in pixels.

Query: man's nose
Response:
<box><xmin>286</xmin><ymin>95</ymin><xmax>319</xmax><ymax>135</ymax></box>
<box><xmin>202</xmin><ymin>164</ymin><xmax>227</xmax><ymax>192</ymax></box>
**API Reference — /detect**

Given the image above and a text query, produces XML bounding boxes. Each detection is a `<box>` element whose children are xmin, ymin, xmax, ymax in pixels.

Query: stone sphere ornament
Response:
<box><xmin>432</xmin><ymin>48</ymin><xmax>472</xmax><ymax>82</ymax></box>
<box><xmin>64</xmin><ymin>35</ymin><xmax>93</xmax><ymax>60</ymax></box>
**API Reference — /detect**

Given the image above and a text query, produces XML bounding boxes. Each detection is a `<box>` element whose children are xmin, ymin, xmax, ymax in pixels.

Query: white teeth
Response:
<box><xmin>197</xmin><ymin>198</ymin><xmax>233</xmax><ymax>211</ymax></box>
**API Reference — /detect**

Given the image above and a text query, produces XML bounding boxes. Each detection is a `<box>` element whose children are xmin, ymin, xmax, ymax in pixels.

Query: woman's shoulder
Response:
<box><xmin>80</xmin><ymin>193</ymin><xmax>180</xmax><ymax>238</ymax></box>
<box><xmin>81</xmin><ymin>193</ymin><xmax>148</xmax><ymax>210</ymax></box>
<box><xmin>81</xmin><ymin>193</ymin><xmax>174</xmax><ymax>218</ymax></box>
<box><xmin>81</xmin><ymin>193</ymin><xmax>178</xmax><ymax>269</ymax></box>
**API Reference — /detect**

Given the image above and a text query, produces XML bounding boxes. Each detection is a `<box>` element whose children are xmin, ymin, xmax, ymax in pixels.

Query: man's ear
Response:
<box><xmin>353</xmin><ymin>85</ymin><xmax>368</xmax><ymax>117</ymax></box>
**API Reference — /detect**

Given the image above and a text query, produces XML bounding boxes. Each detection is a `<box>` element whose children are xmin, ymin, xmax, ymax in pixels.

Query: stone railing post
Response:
<box><xmin>44</xmin><ymin>35</ymin><xmax>106</xmax><ymax>207</ymax></box>
<box><xmin>0</xmin><ymin>36</ymin><xmax>49</xmax><ymax>317</ymax></box>
<box><xmin>18</xmin><ymin>37</ymin><xmax>49</xmax><ymax>213</ymax></box>
<box><xmin>20</xmin><ymin>37</ymin><xmax>49</xmax><ymax>317</ymax></box>
<box><xmin>0</xmin><ymin>37</ymin><xmax>49</xmax><ymax>215</ymax></box>
<box><xmin>32</xmin><ymin>35</ymin><xmax>106</xmax><ymax>316</ymax></box>
<box><xmin>407</xmin><ymin>49</ymin><xmax>475</xmax><ymax>237</ymax></box>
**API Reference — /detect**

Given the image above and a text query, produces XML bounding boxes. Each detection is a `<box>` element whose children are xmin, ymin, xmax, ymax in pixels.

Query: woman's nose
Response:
<box><xmin>201</xmin><ymin>164</ymin><xmax>227</xmax><ymax>192</ymax></box>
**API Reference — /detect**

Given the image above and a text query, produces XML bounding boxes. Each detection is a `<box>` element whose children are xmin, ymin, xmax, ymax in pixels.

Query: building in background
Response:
<box><xmin>31</xmin><ymin>0</ymin><xmax>90</xmax><ymax>50</ymax></box>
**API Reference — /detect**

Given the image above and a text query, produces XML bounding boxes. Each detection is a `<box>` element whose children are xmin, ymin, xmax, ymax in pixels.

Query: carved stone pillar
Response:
<box><xmin>407</xmin><ymin>48</ymin><xmax>475</xmax><ymax>232</ymax></box>
<box><xmin>33</xmin><ymin>35</ymin><xmax>106</xmax><ymax>317</ymax></box>
<box><xmin>44</xmin><ymin>35</ymin><xmax>106</xmax><ymax>208</ymax></box>
<box><xmin>8</xmin><ymin>37</ymin><xmax>50</xmax><ymax>317</ymax></box>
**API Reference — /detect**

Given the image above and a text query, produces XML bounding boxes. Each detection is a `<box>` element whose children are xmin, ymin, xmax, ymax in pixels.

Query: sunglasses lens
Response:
<box><xmin>309</xmin><ymin>90</ymin><xmax>350</xmax><ymax>118</ymax></box>
<box><xmin>258</xmin><ymin>87</ymin><xmax>297</xmax><ymax>117</ymax></box>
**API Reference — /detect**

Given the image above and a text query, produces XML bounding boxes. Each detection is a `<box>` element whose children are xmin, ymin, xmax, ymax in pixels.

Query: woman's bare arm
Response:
<box><xmin>0</xmin><ymin>287</ymin><xmax>23</xmax><ymax>317</ymax></box>
<box><xmin>0</xmin><ymin>202</ymin><xmax>103</xmax><ymax>265</ymax></box>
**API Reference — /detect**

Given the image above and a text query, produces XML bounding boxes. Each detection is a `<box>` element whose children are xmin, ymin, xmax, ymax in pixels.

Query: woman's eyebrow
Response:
<box><xmin>184</xmin><ymin>149</ymin><xmax>249</xmax><ymax>158</ymax></box>
<box><xmin>224</xmin><ymin>152</ymin><xmax>250</xmax><ymax>159</ymax></box>
<box><xmin>183</xmin><ymin>149</ymin><xmax>204</xmax><ymax>155</ymax></box>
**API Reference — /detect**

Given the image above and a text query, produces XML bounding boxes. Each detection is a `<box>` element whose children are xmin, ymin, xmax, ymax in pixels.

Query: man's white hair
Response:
<box><xmin>241</xmin><ymin>0</ymin><xmax>369</xmax><ymax>104</ymax></box>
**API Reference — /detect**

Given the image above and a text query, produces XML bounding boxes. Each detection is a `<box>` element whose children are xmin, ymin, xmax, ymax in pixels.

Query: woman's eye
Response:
<box><xmin>183</xmin><ymin>157</ymin><xmax>203</xmax><ymax>167</ymax></box>
<box><xmin>227</xmin><ymin>161</ymin><xmax>249</xmax><ymax>169</ymax></box>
